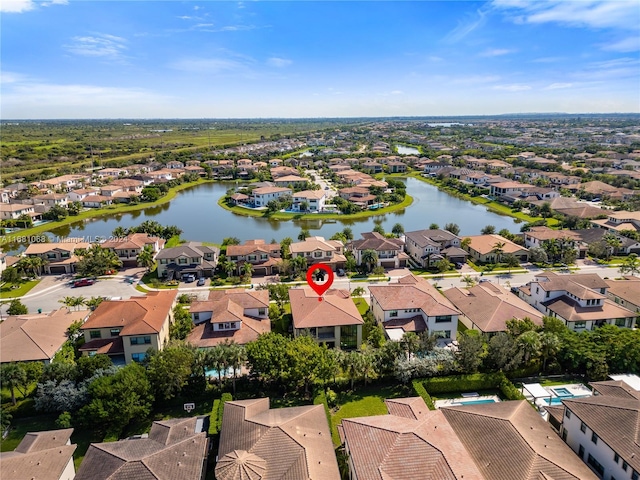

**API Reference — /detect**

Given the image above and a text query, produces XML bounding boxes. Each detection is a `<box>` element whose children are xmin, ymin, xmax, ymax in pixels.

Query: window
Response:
<box><xmin>614</xmin><ymin>453</ymin><xmax>619</xmax><ymax>463</ymax></box>
<box><xmin>615</xmin><ymin>318</ymin><xmax>626</xmax><ymax>327</ymax></box>
<box><xmin>574</xmin><ymin>321</ymin><xmax>586</xmax><ymax>329</ymax></box>
<box><xmin>632</xmin><ymin>471</ymin><xmax>638</xmax><ymax>480</ymax></box>
<box><xmin>193</xmin><ymin>313</ymin><xmax>199</xmax><ymax>321</ymax></box>
<box><xmin>340</xmin><ymin>325</ymin><xmax>358</xmax><ymax>350</ymax></box>
<box><xmin>587</xmin><ymin>454</ymin><xmax>604</xmax><ymax>477</ymax></box>
<box><xmin>314</xmin><ymin>251</ymin><xmax>323</xmax><ymax>258</ymax></box>
<box><xmin>178</xmin><ymin>258</ymin><xmax>187</xmax><ymax>264</ymax></box>
<box><xmin>546</xmin><ymin>291</ymin><xmax>550</xmax><ymax>298</ymax></box>
<box><xmin>89</xmin><ymin>330</ymin><xmax>102</xmax><ymax>339</ymax></box>
<box><xmin>591</xmin><ymin>432</ymin><xmax>598</xmax><ymax>444</ymax></box>
<box><xmin>110</xmin><ymin>329</ymin><xmax>120</xmax><ymax>337</ymax></box>
<box><xmin>578</xmin><ymin>445</ymin><xmax>584</xmax><ymax>459</ymax></box>
<box><xmin>623</xmin><ymin>461</ymin><xmax>628</xmax><ymax>471</ymax></box>
<box><xmin>160</xmin><ymin>258</ymin><xmax>167</xmax><ymax>264</ymax></box>
<box><xmin>580</xmin><ymin>422</ymin><xmax>586</xmax><ymax>433</ymax></box>
<box><xmin>389</xmin><ymin>310</ymin><xmax>398</xmax><ymax>318</ymax></box>
<box><xmin>130</xmin><ymin>336</ymin><xmax>151</xmax><ymax>345</ymax></box>
<box><xmin>131</xmin><ymin>352</ymin><xmax>146</xmax><ymax>363</ymax></box>
<box><xmin>258</xmin><ymin>308</ymin><xmax>266</xmax><ymax>316</ymax></box>
<box><xmin>435</xmin><ymin>315</ymin><xmax>451</xmax><ymax>323</ymax></box>
<box><xmin>565</xmin><ymin>409</ymin><xmax>571</xmax><ymax>419</ymax></box>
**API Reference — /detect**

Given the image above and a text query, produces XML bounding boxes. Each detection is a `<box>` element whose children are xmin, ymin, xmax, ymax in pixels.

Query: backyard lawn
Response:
<box><xmin>329</xmin><ymin>384</ymin><xmax>408</xmax><ymax>445</ymax></box>
<box><xmin>0</xmin><ymin>279</ymin><xmax>40</xmax><ymax>299</ymax></box>
<box><xmin>352</xmin><ymin>298</ymin><xmax>369</xmax><ymax>316</ymax></box>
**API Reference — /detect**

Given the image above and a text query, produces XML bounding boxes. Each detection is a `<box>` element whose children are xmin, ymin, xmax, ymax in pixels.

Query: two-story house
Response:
<box><xmin>369</xmin><ymin>274</ymin><xmax>460</xmax><ymax>342</ymax></box>
<box><xmin>251</xmin><ymin>186</ymin><xmax>292</xmax><ymax>207</ymax></box>
<box><xmin>605</xmin><ymin>276</ymin><xmax>640</xmax><ymax>315</ymax></box>
<box><xmin>78</xmin><ymin>290</ymin><xmax>177</xmax><ymax>364</ymax></box>
<box><xmin>289</xmin><ymin>287</ymin><xmax>363</xmax><ymax>349</ymax></box>
<box><xmin>100</xmin><ymin>233</ymin><xmax>165</xmax><ymax>268</ymax></box>
<box><xmin>23</xmin><ymin>240</ymin><xmax>91</xmax><ymax>274</ymax></box>
<box><xmin>591</xmin><ymin>210</ymin><xmax>640</xmax><ymax>234</ymax></box>
<box><xmin>31</xmin><ymin>193</ymin><xmax>69</xmax><ymax>209</ymax></box>
<box><xmin>516</xmin><ymin>271</ymin><xmax>637</xmax><ymax>331</ymax></box>
<box><xmin>523</xmin><ymin>226</ymin><xmax>585</xmax><ymax>258</ymax></box>
<box><xmin>549</xmin><ymin>376</ymin><xmax>640</xmax><ymax>480</ymax></box>
<box><xmin>226</xmin><ymin>239</ymin><xmax>281</xmax><ymax>276</ymax></box>
<box><xmin>155</xmin><ymin>242</ymin><xmax>219</xmax><ymax>279</ymax></box>
<box><xmin>186</xmin><ymin>289</ymin><xmax>270</xmax><ymax>347</ymax></box>
<box><xmin>464</xmin><ymin>234</ymin><xmax>529</xmax><ymax>263</ymax></box>
<box><xmin>273</xmin><ymin>175</ymin><xmax>307</xmax><ymax>188</ymax></box>
<box><xmin>292</xmin><ymin>190</ymin><xmax>327</xmax><ymax>212</ymax></box>
<box><xmin>337</xmin><ymin>186</ymin><xmax>377</xmax><ymax>207</ymax></box>
<box><xmin>404</xmin><ymin>229</ymin><xmax>468</xmax><ymax>267</ymax></box>
<box><xmin>348</xmin><ymin>232</ymin><xmax>408</xmax><ymax>269</ymax></box>
<box><xmin>289</xmin><ymin>236</ymin><xmax>346</xmax><ymax>271</ymax></box>
<box><xmin>0</xmin><ymin>203</ymin><xmax>36</xmax><ymax>221</ymax></box>
<box><xmin>36</xmin><ymin>174</ymin><xmax>88</xmax><ymax>192</ymax></box>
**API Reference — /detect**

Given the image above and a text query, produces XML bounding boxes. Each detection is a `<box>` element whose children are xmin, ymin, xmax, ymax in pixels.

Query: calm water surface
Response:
<box><xmin>40</xmin><ymin>178</ymin><xmax>518</xmax><ymax>244</ymax></box>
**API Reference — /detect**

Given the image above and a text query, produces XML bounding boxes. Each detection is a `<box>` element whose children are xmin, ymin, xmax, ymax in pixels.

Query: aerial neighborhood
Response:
<box><xmin>1</xmin><ymin>118</ymin><xmax>639</xmax><ymax>479</ymax></box>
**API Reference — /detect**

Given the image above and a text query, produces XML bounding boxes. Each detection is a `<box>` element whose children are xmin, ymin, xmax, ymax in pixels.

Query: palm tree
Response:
<box><xmin>71</xmin><ymin>296</ymin><xmax>86</xmax><ymax>311</ymax></box>
<box><xmin>539</xmin><ymin>332</ymin><xmax>560</xmax><ymax>371</ymax></box>
<box><xmin>292</xmin><ymin>255</ymin><xmax>307</xmax><ymax>277</ymax></box>
<box><xmin>619</xmin><ymin>253</ymin><xmax>640</xmax><ymax>276</ymax></box>
<box><xmin>297</xmin><ymin>229</ymin><xmax>310</xmax><ymax>241</ymax></box>
<box><xmin>85</xmin><ymin>296</ymin><xmax>105</xmax><ymax>311</ymax></box>
<box><xmin>604</xmin><ymin>234</ymin><xmax>623</xmax><ymax>260</ymax></box>
<box><xmin>58</xmin><ymin>296</ymin><xmax>76</xmax><ymax>310</ymax></box>
<box><xmin>0</xmin><ymin>364</ymin><xmax>26</xmax><ymax>405</ymax></box>
<box><xmin>461</xmin><ymin>237</ymin><xmax>472</xmax><ymax>249</ymax></box>
<box><xmin>517</xmin><ymin>330</ymin><xmax>541</xmax><ymax>364</ymax></box>
<box><xmin>462</xmin><ymin>274</ymin><xmax>476</xmax><ymax>287</ymax></box>
<box><xmin>204</xmin><ymin>346</ymin><xmax>225</xmax><ymax>385</ymax></box>
<box><xmin>218</xmin><ymin>255</ymin><xmax>236</xmax><ymax>277</ymax></box>
<box><xmin>491</xmin><ymin>241</ymin><xmax>506</xmax><ymax>264</ymax></box>
<box><xmin>391</xmin><ymin>223</ymin><xmax>404</xmax><ymax>237</ymax></box>
<box><xmin>360</xmin><ymin>249</ymin><xmax>379</xmax><ymax>274</ymax></box>
<box><xmin>137</xmin><ymin>245</ymin><xmax>155</xmax><ymax>272</ymax></box>
<box><xmin>225</xmin><ymin>342</ymin><xmax>246</xmax><ymax>396</ymax></box>
<box><xmin>112</xmin><ymin>226</ymin><xmax>128</xmax><ymax>238</ymax></box>
<box><xmin>502</xmin><ymin>253</ymin><xmax>520</xmax><ymax>273</ymax></box>
<box><xmin>242</xmin><ymin>262</ymin><xmax>253</xmax><ymax>281</ymax></box>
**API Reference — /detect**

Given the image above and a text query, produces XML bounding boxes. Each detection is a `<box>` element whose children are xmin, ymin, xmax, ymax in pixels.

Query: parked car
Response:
<box><xmin>197</xmin><ymin>277</ymin><xmax>206</xmax><ymax>286</ymax></box>
<box><xmin>337</xmin><ymin>268</ymin><xmax>346</xmax><ymax>277</ymax></box>
<box><xmin>73</xmin><ymin>278</ymin><xmax>95</xmax><ymax>288</ymax></box>
<box><xmin>455</xmin><ymin>262</ymin><xmax>463</xmax><ymax>269</ymax></box>
<box><xmin>184</xmin><ymin>274</ymin><xmax>196</xmax><ymax>283</ymax></box>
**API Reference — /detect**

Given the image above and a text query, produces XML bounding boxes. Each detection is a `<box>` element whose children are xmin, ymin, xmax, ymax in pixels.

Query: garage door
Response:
<box><xmin>49</xmin><ymin>266</ymin><xmax>68</xmax><ymax>274</ymax></box>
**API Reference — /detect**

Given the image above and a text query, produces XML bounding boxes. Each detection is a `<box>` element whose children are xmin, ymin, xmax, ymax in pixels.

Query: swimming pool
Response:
<box><xmin>456</xmin><ymin>399</ymin><xmax>498</xmax><ymax>406</ymax></box>
<box><xmin>543</xmin><ymin>397</ymin><xmax>565</xmax><ymax>405</ymax></box>
<box><xmin>552</xmin><ymin>387</ymin><xmax>572</xmax><ymax>397</ymax></box>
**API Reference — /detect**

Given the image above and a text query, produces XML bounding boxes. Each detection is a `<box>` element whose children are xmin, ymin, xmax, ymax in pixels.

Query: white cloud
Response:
<box><xmin>545</xmin><ymin>83</ymin><xmax>573</xmax><ymax>90</ymax></box>
<box><xmin>43</xmin><ymin>0</ymin><xmax>68</xmax><ymax>6</ymax></box>
<box><xmin>493</xmin><ymin>84</ymin><xmax>532</xmax><ymax>91</ymax></box>
<box><xmin>267</xmin><ymin>57</ymin><xmax>292</xmax><ymax>68</ymax></box>
<box><xmin>492</xmin><ymin>0</ymin><xmax>640</xmax><ymax>30</ymax></box>
<box><xmin>0</xmin><ymin>0</ymin><xmax>35</xmax><ymax>13</ymax></box>
<box><xmin>443</xmin><ymin>8</ymin><xmax>488</xmax><ymax>43</ymax></box>
<box><xmin>169</xmin><ymin>57</ymin><xmax>249</xmax><ymax>74</ymax></box>
<box><xmin>601</xmin><ymin>36</ymin><xmax>640</xmax><ymax>52</ymax></box>
<box><xmin>479</xmin><ymin>48</ymin><xmax>516</xmax><ymax>57</ymax></box>
<box><xmin>64</xmin><ymin>33</ymin><xmax>128</xmax><ymax>59</ymax></box>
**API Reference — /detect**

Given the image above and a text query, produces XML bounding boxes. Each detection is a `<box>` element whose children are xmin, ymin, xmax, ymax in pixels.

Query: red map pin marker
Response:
<box><xmin>306</xmin><ymin>263</ymin><xmax>334</xmax><ymax>301</ymax></box>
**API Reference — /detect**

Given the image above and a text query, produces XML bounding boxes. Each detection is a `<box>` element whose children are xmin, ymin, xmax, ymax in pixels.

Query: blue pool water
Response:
<box><xmin>205</xmin><ymin>367</ymin><xmax>234</xmax><ymax>378</ymax></box>
<box><xmin>544</xmin><ymin>397</ymin><xmax>565</xmax><ymax>405</ymax></box>
<box><xmin>553</xmin><ymin>387</ymin><xmax>572</xmax><ymax>397</ymax></box>
<box><xmin>458</xmin><ymin>399</ymin><xmax>498</xmax><ymax>405</ymax></box>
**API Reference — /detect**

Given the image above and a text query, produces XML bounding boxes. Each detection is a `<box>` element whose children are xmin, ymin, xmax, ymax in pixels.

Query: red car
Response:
<box><xmin>73</xmin><ymin>278</ymin><xmax>96</xmax><ymax>288</ymax></box>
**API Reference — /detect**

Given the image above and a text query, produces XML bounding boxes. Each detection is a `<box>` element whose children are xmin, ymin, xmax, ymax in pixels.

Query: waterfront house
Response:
<box><xmin>251</xmin><ymin>186</ymin><xmax>292</xmax><ymax>207</ymax></box>
<box><xmin>187</xmin><ymin>289</ymin><xmax>270</xmax><ymax>347</ymax></box>
<box><xmin>226</xmin><ymin>239</ymin><xmax>281</xmax><ymax>276</ymax></box>
<box><xmin>348</xmin><ymin>231</ymin><xmax>408</xmax><ymax>269</ymax></box>
<box><xmin>404</xmin><ymin>229</ymin><xmax>467</xmax><ymax>267</ymax></box>
<box><xmin>292</xmin><ymin>189</ymin><xmax>327</xmax><ymax>212</ymax></box>
<box><xmin>155</xmin><ymin>242</ymin><xmax>219</xmax><ymax>279</ymax></box>
<box><xmin>0</xmin><ymin>203</ymin><xmax>36</xmax><ymax>220</ymax></box>
<box><xmin>463</xmin><ymin>234</ymin><xmax>529</xmax><ymax>263</ymax></box>
<box><xmin>444</xmin><ymin>281</ymin><xmax>544</xmax><ymax>336</ymax></box>
<box><xmin>289</xmin><ymin>287</ymin><xmax>363</xmax><ymax>349</ymax></box>
<box><xmin>24</xmin><ymin>240</ymin><xmax>91</xmax><ymax>274</ymax></box>
<box><xmin>217</xmin><ymin>398</ymin><xmax>339</xmax><ymax>480</ymax></box>
<box><xmin>369</xmin><ymin>274</ymin><xmax>460</xmax><ymax>342</ymax></box>
<box><xmin>273</xmin><ymin>175</ymin><xmax>307</xmax><ymax>188</ymax></box>
<box><xmin>1</xmin><ymin>308</ymin><xmax>90</xmax><ymax>364</ymax></box>
<box><xmin>289</xmin><ymin>236</ymin><xmax>346</xmax><ymax>271</ymax></box>
<box><xmin>1</xmin><ymin>429</ymin><xmax>77</xmax><ymax>480</ymax></box>
<box><xmin>78</xmin><ymin>290</ymin><xmax>177</xmax><ymax>365</ymax></box>
<box><xmin>76</xmin><ymin>418</ymin><xmax>208</xmax><ymax>480</ymax></box>
<box><xmin>100</xmin><ymin>233</ymin><xmax>165</xmax><ymax>268</ymax></box>
<box><xmin>516</xmin><ymin>271</ymin><xmax>637</xmax><ymax>331</ymax></box>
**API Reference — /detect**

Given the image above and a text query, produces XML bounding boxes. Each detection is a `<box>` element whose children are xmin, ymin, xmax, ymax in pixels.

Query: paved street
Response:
<box><xmin>0</xmin><ymin>260</ymin><xmax>625</xmax><ymax>317</ymax></box>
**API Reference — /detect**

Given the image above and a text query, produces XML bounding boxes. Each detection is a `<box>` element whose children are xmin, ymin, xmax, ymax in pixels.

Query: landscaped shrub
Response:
<box><xmin>420</xmin><ymin>373</ymin><xmax>503</xmax><ymax>394</ymax></box>
<box><xmin>499</xmin><ymin>376</ymin><xmax>526</xmax><ymax>400</ymax></box>
<box><xmin>411</xmin><ymin>379</ymin><xmax>435</xmax><ymax>410</ymax></box>
<box><xmin>218</xmin><ymin>393</ymin><xmax>232</xmax><ymax>432</ymax></box>
<box><xmin>312</xmin><ymin>385</ymin><xmax>331</xmax><ymax>425</ymax></box>
<box><xmin>208</xmin><ymin>399</ymin><xmax>220</xmax><ymax>435</ymax></box>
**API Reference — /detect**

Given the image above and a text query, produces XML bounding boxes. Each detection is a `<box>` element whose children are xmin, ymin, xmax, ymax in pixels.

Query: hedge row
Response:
<box><xmin>499</xmin><ymin>377</ymin><xmax>526</xmax><ymax>400</ymax></box>
<box><xmin>208</xmin><ymin>399</ymin><xmax>221</xmax><ymax>435</ymax></box>
<box><xmin>312</xmin><ymin>386</ymin><xmax>331</xmax><ymax>426</ymax></box>
<box><xmin>411</xmin><ymin>379</ymin><xmax>435</xmax><ymax>410</ymax></box>
<box><xmin>219</xmin><ymin>393</ymin><xmax>232</xmax><ymax>431</ymax></box>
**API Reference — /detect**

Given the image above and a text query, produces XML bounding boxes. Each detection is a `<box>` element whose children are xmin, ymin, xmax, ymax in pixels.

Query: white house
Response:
<box><xmin>292</xmin><ymin>190</ymin><xmax>327</xmax><ymax>212</ymax></box>
<box><xmin>250</xmin><ymin>186</ymin><xmax>292</xmax><ymax>207</ymax></box>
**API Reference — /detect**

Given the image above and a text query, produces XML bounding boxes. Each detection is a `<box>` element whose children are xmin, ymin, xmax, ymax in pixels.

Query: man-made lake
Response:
<box><xmin>396</xmin><ymin>145</ymin><xmax>421</xmax><ymax>155</ymax></box>
<box><xmin>42</xmin><ymin>178</ymin><xmax>518</xmax><ymax>244</ymax></box>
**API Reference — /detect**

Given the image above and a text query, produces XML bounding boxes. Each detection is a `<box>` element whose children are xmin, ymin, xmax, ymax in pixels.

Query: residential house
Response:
<box><xmin>463</xmin><ymin>234</ymin><xmax>529</xmax><ymax>263</ymax></box>
<box><xmin>23</xmin><ymin>240</ymin><xmax>91</xmax><ymax>274</ymax></box>
<box><xmin>0</xmin><ymin>308</ymin><xmax>90</xmax><ymax>364</ymax></box>
<box><xmin>442</xmin><ymin>401</ymin><xmax>598</xmax><ymax>480</ymax></box>
<box><xmin>444</xmin><ymin>282</ymin><xmax>544</xmax><ymax>336</ymax></box>
<box><xmin>0</xmin><ymin>429</ymin><xmax>77</xmax><ymax>480</ymax></box>
<box><xmin>387</xmin><ymin>160</ymin><xmax>407</xmax><ymax>173</ymax></box>
<box><xmin>348</xmin><ymin>231</ymin><xmax>408</xmax><ymax>269</ymax></box>
<box><xmin>68</xmin><ymin>188</ymin><xmax>98</xmax><ymax>202</ymax></box>
<box><xmin>216</xmin><ymin>398</ymin><xmax>340</xmax><ymax>480</ymax></box>
<box><xmin>340</xmin><ymin>397</ymin><xmax>485</xmax><ymax>480</ymax></box>
<box><xmin>523</xmin><ymin>226</ymin><xmax>585</xmax><ymax>258</ymax></box>
<box><xmin>337</xmin><ymin>186</ymin><xmax>377</xmax><ymax>207</ymax></box>
<box><xmin>289</xmin><ymin>287</ymin><xmax>363</xmax><ymax>349</ymax></box>
<box><xmin>96</xmin><ymin>167</ymin><xmax>127</xmax><ymax>179</ymax></box>
<box><xmin>187</xmin><ymin>289</ymin><xmax>270</xmax><ymax>347</ymax></box>
<box><xmin>35</xmin><ymin>174</ymin><xmax>88</xmax><ymax>192</ymax></box>
<box><xmin>78</xmin><ymin>290</ymin><xmax>177</xmax><ymax>364</ymax></box>
<box><xmin>269</xmin><ymin>158</ymin><xmax>283</xmax><ymax>167</ymax></box>
<box><xmin>369</xmin><ymin>274</ymin><xmax>460</xmax><ymax>342</ymax></box>
<box><xmin>292</xmin><ymin>189</ymin><xmax>327</xmax><ymax>212</ymax></box>
<box><xmin>155</xmin><ymin>242</ymin><xmax>219</xmax><ymax>279</ymax></box>
<box><xmin>110</xmin><ymin>178</ymin><xmax>144</xmax><ymax>193</ymax></box>
<box><xmin>0</xmin><ymin>203</ymin><xmax>36</xmax><ymax>220</ymax></box>
<box><xmin>289</xmin><ymin>236</ymin><xmax>346</xmax><ymax>271</ymax></box>
<box><xmin>251</xmin><ymin>186</ymin><xmax>292</xmax><ymax>207</ymax></box>
<box><xmin>98</xmin><ymin>185</ymin><xmax>123</xmax><ymax>197</ymax></box>
<box><xmin>591</xmin><ymin>210</ymin><xmax>640</xmax><ymax>234</ymax></box>
<box><xmin>606</xmin><ymin>277</ymin><xmax>640</xmax><ymax>314</ymax></box>
<box><xmin>270</xmin><ymin>166</ymin><xmax>298</xmax><ymax>178</ymax></box>
<box><xmin>165</xmin><ymin>160</ymin><xmax>184</xmax><ymax>169</ymax></box>
<box><xmin>489</xmin><ymin>181</ymin><xmax>535</xmax><ymax>198</ymax></box>
<box><xmin>101</xmin><ymin>233</ymin><xmax>165</xmax><ymax>268</ymax></box>
<box><xmin>362</xmin><ymin>161</ymin><xmax>383</xmax><ymax>174</ymax></box>
<box><xmin>184</xmin><ymin>165</ymin><xmax>205</xmax><ymax>176</ymax></box>
<box><xmin>273</xmin><ymin>175</ymin><xmax>307</xmax><ymax>188</ymax></box>
<box><xmin>76</xmin><ymin>418</ymin><xmax>208</xmax><ymax>480</ymax></box>
<box><xmin>573</xmin><ymin>228</ymin><xmax>640</xmax><ymax>255</ymax></box>
<box><xmin>226</xmin><ymin>239</ymin><xmax>281</xmax><ymax>276</ymax></box>
<box><xmin>404</xmin><ymin>229</ymin><xmax>468</xmax><ymax>267</ymax></box>
<box><xmin>550</xmin><ymin>376</ymin><xmax>640</xmax><ymax>480</ymax></box>
<box><xmin>32</xmin><ymin>193</ymin><xmax>69</xmax><ymax>209</ymax></box>
<box><xmin>81</xmin><ymin>195</ymin><xmax>113</xmax><ymax>208</ymax></box>
<box><xmin>516</xmin><ymin>271</ymin><xmax>637</xmax><ymax>331</ymax></box>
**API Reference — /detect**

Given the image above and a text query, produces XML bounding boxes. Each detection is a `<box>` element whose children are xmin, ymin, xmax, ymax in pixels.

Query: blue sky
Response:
<box><xmin>1</xmin><ymin>0</ymin><xmax>639</xmax><ymax>118</ymax></box>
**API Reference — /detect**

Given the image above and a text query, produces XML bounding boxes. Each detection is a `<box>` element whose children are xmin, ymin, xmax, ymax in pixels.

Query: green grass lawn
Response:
<box><xmin>329</xmin><ymin>384</ymin><xmax>408</xmax><ymax>445</ymax></box>
<box><xmin>352</xmin><ymin>298</ymin><xmax>369</xmax><ymax>316</ymax></box>
<box><xmin>0</xmin><ymin>279</ymin><xmax>40</xmax><ymax>299</ymax></box>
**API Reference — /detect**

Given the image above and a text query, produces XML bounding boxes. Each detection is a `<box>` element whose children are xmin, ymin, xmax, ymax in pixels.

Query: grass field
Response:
<box><xmin>352</xmin><ymin>298</ymin><xmax>369</xmax><ymax>316</ymax></box>
<box><xmin>0</xmin><ymin>279</ymin><xmax>40</xmax><ymax>299</ymax></box>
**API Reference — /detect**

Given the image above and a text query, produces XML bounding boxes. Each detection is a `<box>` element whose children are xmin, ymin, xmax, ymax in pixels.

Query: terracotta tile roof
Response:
<box><xmin>404</xmin><ymin>229</ymin><xmax>459</xmax><ymax>248</ymax></box>
<box><xmin>24</xmin><ymin>241</ymin><xmax>90</xmax><ymax>255</ymax></box>
<box><xmin>563</xmin><ymin>395</ymin><xmax>640</xmax><ymax>473</ymax></box>
<box><xmin>0</xmin><ymin>308</ymin><xmax>90</xmax><ymax>363</ymax></box>
<box><xmin>1</xmin><ymin>429</ymin><xmax>76</xmax><ymax>480</ymax></box>
<box><xmin>369</xmin><ymin>274</ymin><xmax>460</xmax><ymax>317</ymax></box>
<box><xmin>101</xmin><ymin>233</ymin><xmax>164</xmax><ymax>250</ymax></box>
<box><xmin>273</xmin><ymin>175</ymin><xmax>306</xmax><ymax>183</ymax></box>
<box><xmin>441</xmin><ymin>400</ymin><xmax>598</xmax><ymax>480</ymax></box>
<box><xmin>465</xmin><ymin>234</ymin><xmax>529</xmax><ymax>256</ymax></box>
<box><xmin>81</xmin><ymin>291</ymin><xmax>177</xmax><ymax>336</ymax></box>
<box><xmin>383</xmin><ymin>314</ymin><xmax>427</xmax><ymax>333</ymax></box>
<box><xmin>78</xmin><ymin>336</ymin><xmax>125</xmax><ymax>355</ymax></box>
<box><xmin>590</xmin><ymin>380</ymin><xmax>640</xmax><ymax>400</ymax></box>
<box><xmin>155</xmin><ymin>242</ymin><xmax>219</xmax><ymax>260</ymax></box>
<box><xmin>444</xmin><ymin>283</ymin><xmax>543</xmax><ymax>334</ymax></box>
<box><xmin>289</xmin><ymin>236</ymin><xmax>343</xmax><ymax>254</ymax></box>
<box><xmin>606</xmin><ymin>277</ymin><xmax>640</xmax><ymax>308</ymax></box>
<box><xmin>542</xmin><ymin>296</ymin><xmax>635</xmax><ymax>322</ymax></box>
<box><xmin>226</xmin><ymin>241</ymin><xmax>280</xmax><ymax>257</ymax></box>
<box><xmin>350</xmin><ymin>231</ymin><xmax>404</xmax><ymax>252</ymax></box>
<box><xmin>293</xmin><ymin>189</ymin><xmax>326</xmax><ymax>200</ymax></box>
<box><xmin>75</xmin><ymin>417</ymin><xmax>208</xmax><ymax>480</ymax></box>
<box><xmin>252</xmin><ymin>186</ymin><xmax>291</xmax><ymax>195</ymax></box>
<box><xmin>340</xmin><ymin>397</ymin><xmax>484</xmax><ymax>480</ymax></box>
<box><xmin>217</xmin><ymin>398</ymin><xmax>340</xmax><ymax>480</ymax></box>
<box><xmin>289</xmin><ymin>287</ymin><xmax>363</xmax><ymax>329</ymax></box>
<box><xmin>525</xmin><ymin>226</ymin><xmax>581</xmax><ymax>242</ymax></box>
